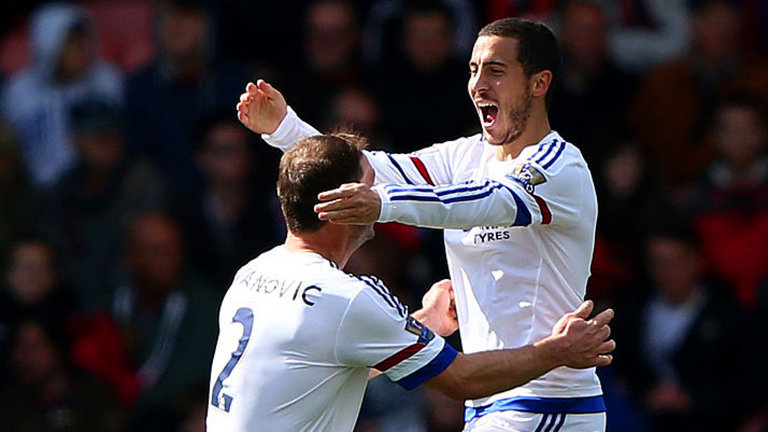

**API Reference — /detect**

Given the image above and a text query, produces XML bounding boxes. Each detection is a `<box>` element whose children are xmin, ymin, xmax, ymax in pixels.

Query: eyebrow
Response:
<box><xmin>469</xmin><ymin>60</ymin><xmax>509</xmax><ymax>67</ymax></box>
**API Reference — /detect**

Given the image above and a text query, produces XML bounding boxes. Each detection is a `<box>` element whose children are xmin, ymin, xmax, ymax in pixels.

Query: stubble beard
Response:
<box><xmin>485</xmin><ymin>90</ymin><xmax>533</xmax><ymax>147</ymax></box>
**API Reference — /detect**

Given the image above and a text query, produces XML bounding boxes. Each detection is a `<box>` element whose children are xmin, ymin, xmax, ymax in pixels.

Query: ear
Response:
<box><xmin>531</xmin><ymin>70</ymin><xmax>553</xmax><ymax>99</ymax></box>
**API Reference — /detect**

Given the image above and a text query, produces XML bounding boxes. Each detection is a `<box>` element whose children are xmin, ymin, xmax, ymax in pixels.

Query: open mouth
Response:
<box><xmin>477</xmin><ymin>102</ymin><xmax>499</xmax><ymax>128</ymax></box>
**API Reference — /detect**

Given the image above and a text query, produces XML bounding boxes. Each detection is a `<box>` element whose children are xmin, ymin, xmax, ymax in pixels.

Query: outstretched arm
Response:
<box><xmin>237</xmin><ymin>80</ymin><xmax>455</xmax><ymax>185</ymax></box>
<box><xmin>315</xmin><ymin>178</ymin><xmax>535</xmax><ymax>229</ymax></box>
<box><xmin>424</xmin><ymin>300</ymin><xmax>615</xmax><ymax>400</ymax></box>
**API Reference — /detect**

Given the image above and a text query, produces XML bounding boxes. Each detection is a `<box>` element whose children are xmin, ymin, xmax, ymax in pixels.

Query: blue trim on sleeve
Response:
<box><xmin>464</xmin><ymin>395</ymin><xmax>606</xmax><ymax>422</ymax></box>
<box><xmin>396</xmin><ymin>343</ymin><xmax>458</xmax><ymax>390</ymax></box>
<box><xmin>502</xmin><ymin>185</ymin><xmax>532</xmax><ymax>226</ymax></box>
<box><xmin>386</xmin><ymin>153</ymin><xmax>415</xmax><ymax>185</ymax></box>
<box><xmin>535</xmin><ymin>139</ymin><xmax>558</xmax><ymax>165</ymax></box>
<box><xmin>542</xmin><ymin>141</ymin><xmax>566</xmax><ymax>169</ymax></box>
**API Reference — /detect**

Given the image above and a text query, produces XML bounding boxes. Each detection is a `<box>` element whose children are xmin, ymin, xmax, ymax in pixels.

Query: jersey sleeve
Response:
<box><xmin>375</xmin><ymin>145</ymin><xmax>594</xmax><ymax>230</ymax></box>
<box><xmin>364</xmin><ymin>140</ymin><xmax>462</xmax><ymax>186</ymax></box>
<box><xmin>261</xmin><ymin>106</ymin><xmax>321</xmax><ymax>151</ymax></box>
<box><xmin>334</xmin><ymin>275</ymin><xmax>458</xmax><ymax>390</ymax></box>
<box><xmin>263</xmin><ymin>106</ymin><xmax>464</xmax><ymax>186</ymax></box>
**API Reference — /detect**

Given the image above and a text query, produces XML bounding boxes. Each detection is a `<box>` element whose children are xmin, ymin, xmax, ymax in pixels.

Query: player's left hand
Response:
<box><xmin>421</xmin><ymin>279</ymin><xmax>458</xmax><ymax>337</ymax></box>
<box><xmin>315</xmin><ymin>183</ymin><xmax>381</xmax><ymax>224</ymax></box>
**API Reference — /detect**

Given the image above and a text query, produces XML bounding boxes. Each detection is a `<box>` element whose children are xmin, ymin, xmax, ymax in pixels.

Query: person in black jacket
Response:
<box><xmin>612</xmin><ymin>223</ymin><xmax>759</xmax><ymax>432</ymax></box>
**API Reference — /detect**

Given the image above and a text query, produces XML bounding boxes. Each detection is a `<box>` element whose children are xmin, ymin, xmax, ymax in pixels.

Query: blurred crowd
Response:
<box><xmin>0</xmin><ymin>0</ymin><xmax>766</xmax><ymax>431</ymax></box>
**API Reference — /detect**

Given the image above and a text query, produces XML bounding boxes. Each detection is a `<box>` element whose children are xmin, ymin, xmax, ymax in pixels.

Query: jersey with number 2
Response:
<box><xmin>206</xmin><ymin>246</ymin><xmax>456</xmax><ymax>432</ymax></box>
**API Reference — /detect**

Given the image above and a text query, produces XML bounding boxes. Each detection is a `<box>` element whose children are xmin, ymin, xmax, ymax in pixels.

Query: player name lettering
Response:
<box><xmin>239</xmin><ymin>272</ymin><xmax>321</xmax><ymax>306</ymax></box>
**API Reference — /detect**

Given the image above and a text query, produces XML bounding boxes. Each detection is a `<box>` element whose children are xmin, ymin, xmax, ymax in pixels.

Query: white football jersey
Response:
<box><xmin>206</xmin><ymin>246</ymin><xmax>456</xmax><ymax>432</ymax></box>
<box><xmin>263</xmin><ymin>107</ymin><xmax>602</xmax><ymax>410</ymax></box>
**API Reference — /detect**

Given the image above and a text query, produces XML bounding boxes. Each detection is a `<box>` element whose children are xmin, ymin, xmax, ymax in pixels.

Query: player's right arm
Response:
<box><xmin>237</xmin><ymin>80</ymin><xmax>455</xmax><ymax>185</ymax></box>
<box><xmin>425</xmin><ymin>300</ymin><xmax>614</xmax><ymax>400</ymax></box>
<box><xmin>337</xmin><ymin>277</ymin><xmax>614</xmax><ymax>401</ymax></box>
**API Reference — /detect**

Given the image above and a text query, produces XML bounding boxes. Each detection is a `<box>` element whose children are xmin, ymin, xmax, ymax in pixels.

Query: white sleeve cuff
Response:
<box><xmin>261</xmin><ymin>106</ymin><xmax>321</xmax><ymax>151</ymax></box>
<box><xmin>375</xmin><ymin>186</ymin><xmax>394</xmax><ymax>223</ymax></box>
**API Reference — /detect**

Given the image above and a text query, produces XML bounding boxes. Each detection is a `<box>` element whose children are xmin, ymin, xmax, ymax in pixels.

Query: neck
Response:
<box><xmin>284</xmin><ymin>227</ymin><xmax>359</xmax><ymax>268</ymax></box>
<box><xmin>495</xmin><ymin>110</ymin><xmax>552</xmax><ymax>161</ymax></box>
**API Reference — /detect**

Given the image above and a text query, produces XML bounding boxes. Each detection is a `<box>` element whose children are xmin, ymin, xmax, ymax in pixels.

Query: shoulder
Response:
<box><xmin>409</xmin><ymin>134</ymin><xmax>484</xmax><ymax>169</ymax></box>
<box><xmin>521</xmin><ymin>133</ymin><xmax>588</xmax><ymax>177</ymax></box>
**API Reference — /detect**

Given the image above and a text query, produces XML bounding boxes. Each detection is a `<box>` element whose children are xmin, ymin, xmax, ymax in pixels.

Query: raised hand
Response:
<box><xmin>236</xmin><ymin>80</ymin><xmax>288</xmax><ymax>135</ymax></box>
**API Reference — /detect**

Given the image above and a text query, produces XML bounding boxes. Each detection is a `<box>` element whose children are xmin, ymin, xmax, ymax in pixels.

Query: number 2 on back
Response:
<box><xmin>211</xmin><ymin>307</ymin><xmax>254</xmax><ymax>412</ymax></box>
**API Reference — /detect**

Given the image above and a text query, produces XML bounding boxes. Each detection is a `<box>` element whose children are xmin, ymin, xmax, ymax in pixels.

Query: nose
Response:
<box><xmin>469</xmin><ymin>69</ymin><xmax>489</xmax><ymax>96</ymax></box>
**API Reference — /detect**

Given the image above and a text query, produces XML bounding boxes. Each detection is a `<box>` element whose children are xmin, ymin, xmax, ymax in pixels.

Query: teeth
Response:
<box><xmin>477</xmin><ymin>102</ymin><xmax>496</xmax><ymax>108</ymax></box>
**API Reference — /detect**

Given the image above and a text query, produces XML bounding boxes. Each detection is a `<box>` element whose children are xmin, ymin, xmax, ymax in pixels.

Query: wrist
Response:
<box><xmin>532</xmin><ymin>336</ymin><xmax>566</xmax><ymax>369</ymax></box>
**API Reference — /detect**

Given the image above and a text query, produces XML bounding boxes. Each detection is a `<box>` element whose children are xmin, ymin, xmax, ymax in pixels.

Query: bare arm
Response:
<box><xmin>423</xmin><ymin>301</ymin><xmax>615</xmax><ymax>400</ymax></box>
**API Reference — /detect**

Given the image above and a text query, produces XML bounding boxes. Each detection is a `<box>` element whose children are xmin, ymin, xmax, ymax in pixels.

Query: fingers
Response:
<box><xmin>318</xmin><ymin>184</ymin><xmax>359</xmax><ymax>202</ymax></box>
<box><xmin>315</xmin><ymin>196</ymin><xmax>358</xmax><ymax>214</ymax></box>
<box><xmin>593</xmin><ymin>354</ymin><xmax>613</xmax><ymax>367</ymax></box>
<box><xmin>591</xmin><ymin>308</ymin><xmax>614</xmax><ymax>327</ymax></box>
<box><xmin>571</xmin><ymin>300</ymin><xmax>594</xmax><ymax>319</ymax></box>
<box><xmin>257</xmin><ymin>79</ymin><xmax>276</xmax><ymax>96</ymax></box>
<box><xmin>317</xmin><ymin>208</ymin><xmax>360</xmax><ymax>222</ymax></box>
<box><xmin>598</xmin><ymin>339</ymin><xmax>616</xmax><ymax>354</ymax></box>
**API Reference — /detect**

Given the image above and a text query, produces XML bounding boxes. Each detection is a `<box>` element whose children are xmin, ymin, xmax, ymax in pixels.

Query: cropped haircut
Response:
<box><xmin>478</xmin><ymin>18</ymin><xmax>561</xmax><ymax>109</ymax></box>
<box><xmin>278</xmin><ymin>133</ymin><xmax>367</xmax><ymax>233</ymax></box>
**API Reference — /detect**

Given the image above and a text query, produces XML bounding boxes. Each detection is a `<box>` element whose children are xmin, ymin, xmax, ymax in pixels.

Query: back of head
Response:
<box><xmin>278</xmin><ymin>133</ymin><xmax>366</xmax><ymax>234</ymax></box>
<box><xmin>478</xmin><ymin>17</ymin><xmax>560</xmax><ymax>107</ymax></box>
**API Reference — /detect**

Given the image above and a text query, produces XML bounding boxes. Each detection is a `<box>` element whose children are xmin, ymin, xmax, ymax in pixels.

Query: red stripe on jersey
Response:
<box><xmin>409</xmin><ymin>156</ymin><xmax>435</xmax><ymax>185</ymax></box>
<box><xmin>533</xmin><ymin>194</ymin><xmax>552</xmax><ymax>225</ymax></box>
<box><xmin>374</xmin><ymin>342</ymin><xmax>426</xmax><ymax>372</ymax></box>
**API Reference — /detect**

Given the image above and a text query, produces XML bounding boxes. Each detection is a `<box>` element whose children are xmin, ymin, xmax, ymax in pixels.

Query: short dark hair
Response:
<box><xmin>278</xmin><ymin>133</ymin><xmax>367</xmax><ymax>233</ymax></box>
<box><xmin>478</xmin><ymin>18</ymin><xmax>560</xmax><ymax>108</ymax></box>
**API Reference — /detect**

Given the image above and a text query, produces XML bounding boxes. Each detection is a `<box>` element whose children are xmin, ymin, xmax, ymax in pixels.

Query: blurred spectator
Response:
<box><xmin>686</xmin><ymin>95</ymin><xmax>768</xmax><ymax>309</ymax></box>
<box><xmin>0</xmin><ymin>237</ymin><xmax>76</xmax><ymax>387</ymax></box>
<box><xmin>590</xmin><ymin>142</ymin><xmax>668</xmax><ymax>303</ymax></box>
<box><xmin>34</xmin><ymin>98</ymin><xmax>168</xmax><ymax>312</ymax></box>
<box><xmin>280</xmin><ymin>0</ymin><xmax>366</xmax><ymax>127</ymax></box>
<box><xmin>484</xmin><ymin>0</ymin><xmax>558</xmax><ymax>22</ymax></box>
<box><xmin>627</xmin><ymin>0</ymin><xmax>768</xmax><ymax>193</ymax></box>
<box><xmin>179</xmin><ymin>113</ymin><xmax>282</xmax><ymax>289</ymax></box>
<box><xmin>0</xmin><ymin>2</ymin><xmax>123</xmax><ymax>187</ymax></box>
<box><xmin>605</xmin><ymin>0</ymin><xmax>691</xmax><ymax>74</ymax></box>
<box><xmin>0</xmin><ymin>123</ymin><xmax>31</xmax><ymax>259</ymax></box>
<box><xmin>357</xmin><ymin>377</ymin><xmax>429</xmax><ymax>432</ymax></box>
<box><xmin>612</xmin><ymin>224</ymin><xmax>756</xmax><ymax>432</ymax></box>
<box><xmin>110</xmin><ymin>212</ymin><xmax>217</xmax><ymax>429</ymax></box>
<box><xmin>0</xmin><ymin>318</ymin><xmax>124</xmax><ymax>432</ymax></box>
<box><xmin>363</xmin><ymin>0</ymin><xmax>478</xmax><ymax>65</ymax></box>
<box><xmin>171</xmin><ymin>384</ymin><xmax>208</xmax><ymax>432</ymax></box>
<box><xmin>737</xmin><ymin>0</ymin><xmax>768</xmax><ymax>59</ymax></box>
<box><xmin>124</xmin><ymin>0</ymin><xmax>252</xmax><ymax>194</ymax></box>
<box><xmin>210</xmin><ymin>0</ymin><xmax>308</xmax><ymax>66</ymax></box>
<box><xmin>549</xmin><ymin>0</ymin><xmax>638</xmax><ymax>167</ymax></box>
<box><xmin>372</xmin><ymin>0</ymin><xmax>477</xmax><ymax>152</ymax></box>
<box><xmin>326</xmin><ymin>86</ymin><xmax>389</xmax><ymax>148</ymax></box>
<box><xmin>422</xmin><ymin>388</ymin><xmax>465</xmax><ymax>432</ymax></box>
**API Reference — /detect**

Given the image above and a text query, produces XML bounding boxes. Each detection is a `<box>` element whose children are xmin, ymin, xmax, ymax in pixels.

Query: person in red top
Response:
<box><xmin>687</xmin><ymin>95</ymin><xmax>768</xmax><ymax>309</ymax></box>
